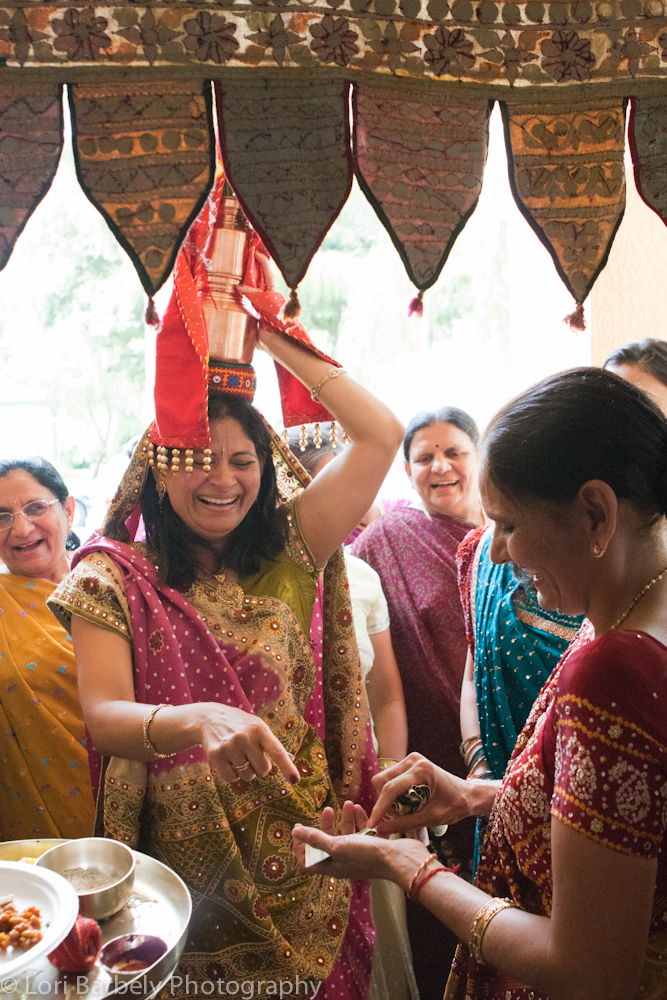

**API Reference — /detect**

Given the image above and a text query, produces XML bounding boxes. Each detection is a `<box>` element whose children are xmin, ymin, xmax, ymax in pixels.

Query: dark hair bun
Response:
<box><xmin>484</xmin><ymin>367</ymin><xmax>667</xmax><ymax>521</ymax></box>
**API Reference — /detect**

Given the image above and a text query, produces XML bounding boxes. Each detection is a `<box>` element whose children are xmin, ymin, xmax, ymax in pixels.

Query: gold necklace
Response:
<box><xmin>610</xmin><ymin>567</ymin><xmax>667</xmax><ymax>631</ymax></box>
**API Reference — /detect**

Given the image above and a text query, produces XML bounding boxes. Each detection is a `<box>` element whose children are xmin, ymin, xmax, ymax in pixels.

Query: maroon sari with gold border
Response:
<box><xmin>446</xmin><ymin>625</ymin><xmax>667</xmax><ymax>1000</ymax></box>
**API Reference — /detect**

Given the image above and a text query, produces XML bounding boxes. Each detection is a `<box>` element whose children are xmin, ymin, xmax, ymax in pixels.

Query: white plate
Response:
<box><xmin>0</xmin><ymin>861</ymin><xmax>79</xmax><ymax>979</ymax></box>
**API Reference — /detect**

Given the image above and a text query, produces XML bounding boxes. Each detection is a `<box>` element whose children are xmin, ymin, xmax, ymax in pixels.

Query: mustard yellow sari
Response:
<box><xmin>0</xmin><ymin>573</ymin><xmax>94</xmax><ymax>840</ymax></box>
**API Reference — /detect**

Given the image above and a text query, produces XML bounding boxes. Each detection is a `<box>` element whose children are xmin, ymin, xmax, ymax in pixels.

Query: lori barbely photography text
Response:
<box><xmin>1</xmin><ymin>975</ymin><xmax>323</xmax><ymax>998</ymax></box>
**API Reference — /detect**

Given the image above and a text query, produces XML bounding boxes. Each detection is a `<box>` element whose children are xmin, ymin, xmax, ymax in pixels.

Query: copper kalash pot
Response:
<box><xmin>198</xmin><ymin>187</ymin><xmax>258</xmax><ymax>365</ymax></box>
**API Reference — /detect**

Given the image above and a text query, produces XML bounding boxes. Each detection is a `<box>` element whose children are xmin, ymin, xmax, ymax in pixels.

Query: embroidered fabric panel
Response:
<box><xmin>502</xmin><ymin>97</ymin><xmax>626</xmax><ymax>305</ymax></box>
<box><xmin>216</xmin><ymin>76</ymin><xmax>353</xmax><ymax>289</ymax></box>
<box><xmin>551</xmin><ymin>631</ymin><xmax>667</xmax><ymax>857</ymax></box>
<box><xmin>629</xmin><ymin>95</ymin><xmax>667</xmax><ymax>226</ymax></box>
<box><xmin>0</xmin><ymin>82</ymin><xmax>63</xmax><ymax>270</ymax></box>
<box><xmin>102</xmin><ymin>746</ymin><xmax>350</xmax><ymax>989</ymax></box>
<box><xmin>354</xmin><ymin>79</ymin><xmax>489</xmax><ymax>290</ymax></box>
<box><xmin>49</xmin><ymin>551</ymin><xmax>134</xmax><ymax>641</ymax></box>
<box><xmin>512</xmin><ymin>593</ymin><xmax>583</xmax><ymax>640</ymax></box>
<box><xmin>69</xmin><ymin>79</ymin><xmax>214</xmax><ymax>295</ymax></box>
<box><xmin>2</xmin><ymin>5</ymin><xmax>667</xmax><ymax>87</ymax></box>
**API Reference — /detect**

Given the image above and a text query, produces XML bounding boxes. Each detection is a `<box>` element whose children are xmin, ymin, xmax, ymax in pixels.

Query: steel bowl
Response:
<box><xmin>0</xmin><ymin>839</ymin><xmax>67</xmax><ymax>863</ymax></box>
<box><xmin>37</xmin><ymin>838</ymin><xmax>135</xmax><ymax>920</ymax></box>
<box><xmin>100</xmin><ymin>934</ymin><xmax>168</xmax><ymax>984</ymax></box>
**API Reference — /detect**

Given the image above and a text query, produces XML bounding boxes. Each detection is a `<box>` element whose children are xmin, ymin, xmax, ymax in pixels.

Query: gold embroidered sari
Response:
<box><xmin>49</xmin><ymin>427</ymin><xmax>376</xmax><ymax>994</ymax></box>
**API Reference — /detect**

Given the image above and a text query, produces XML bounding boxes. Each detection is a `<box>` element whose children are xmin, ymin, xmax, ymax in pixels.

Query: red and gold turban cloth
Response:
<box><xmin>151</xmin><ymin>170</ymin><xmax>341</xmax><ymax>467</ymax></box>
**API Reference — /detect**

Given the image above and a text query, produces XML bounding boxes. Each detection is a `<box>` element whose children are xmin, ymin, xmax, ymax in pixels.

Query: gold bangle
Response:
<box><xmin>463</xmin><ymin>739</ymin><xmax>484</xmax><ymax>768</ymax></box>
<box><xmin>378</xmin><ymin>757</ymin><xmax>400</xmax><ymax>771</ymax></box>
<box><xmin>310</xmin><ymin>367</ymin><xmax>346</xmax><ymax>401</ymax></box>
<box><xmin>459</xmin><ymin>734</ymin><xmax>482</xmax><ymax>758</ymax></box>
<box><xmin>468</xmin><ymin>898</ymin><xmax>517</xmax><ymax>965</ymax></box>
<box><xmin>143</xmin><ymin>703</ymin><xmax>171</xmax><ymax>759</ymax></box>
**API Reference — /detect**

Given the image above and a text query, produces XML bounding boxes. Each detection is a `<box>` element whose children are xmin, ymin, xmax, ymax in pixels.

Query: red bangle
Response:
<box><xmin>411</xmin><ymin>863</ymin><xmax>459</xmax><ymax>902</ymax></box>
<box><xmin>406</xmin><ymin>853</ymin><xmax>437</xmax><ymax>899</ymax></box>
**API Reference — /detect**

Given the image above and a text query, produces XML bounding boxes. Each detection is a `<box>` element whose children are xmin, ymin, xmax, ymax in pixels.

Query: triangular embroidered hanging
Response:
<box><xmin>629</xmin><ymin>96</ymin><xmax>667</xmax><ymax>228</ymax></box>
<box><xmin>0</xmin><ymin>83</ymin><xmax>63</xmax><ymax>271</ymax></box>
<box><xmin>216</xmin><ymin>76</ymin><xmax>353</xmax><ymax>313</ymax></box>
<box><xmin>69</xmin><ymin>79</ymin><xmax>215</xmax><ymax>296</ymax></box>
<box><xmin>502</xmin><ymin>97</ymin><xmax>626</xmax><ymax>324</ymax></box>
<box><xmin>354</xmin><ymin>77</ymin><xmax>490</xmax><ymax>292</ymax></box>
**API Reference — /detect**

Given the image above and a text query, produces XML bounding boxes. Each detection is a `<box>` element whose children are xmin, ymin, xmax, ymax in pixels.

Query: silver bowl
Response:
<box><xmin>0</xmin><ymin>839</ymin><xmax>67</xmax><ymax>863</ymax></box>
<box><xmin>100</xmin><ymin>934</ymin><xmax>168</xmax><ymax>984</ymax></box>
<box><xmin>37</xmin><ymin>838</ymin><xmax>135</xmax><ymax>920</ymax></box>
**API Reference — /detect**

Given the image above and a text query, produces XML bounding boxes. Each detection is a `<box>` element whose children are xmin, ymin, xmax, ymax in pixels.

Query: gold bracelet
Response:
<box><xmin>463</xmin><ymin>739</ymin><xmax>484</xmax><ymax>769</ymax></box>
<box><xmin>378</xmin><ymin>757</ymin><xmax>400</xmax><ymax>771</ymax></box>
<box><xmin>468</xmin><ymin>898</ymin><xmax>517</xmax><ymax>965</ymax></box>
<box><xmin>310</xmin><ymin>367</ymin><xmax>346</xmax><ymax>401</ymax></box>
<box><xmin>143</xmin><ymin>703</ymin><xmax>171</xmax><ymax>759</ymax></box>
<box><xmin>459</xmin><ymin>734</ymin><xmax>482</xmax><ymax>758</ymax></box>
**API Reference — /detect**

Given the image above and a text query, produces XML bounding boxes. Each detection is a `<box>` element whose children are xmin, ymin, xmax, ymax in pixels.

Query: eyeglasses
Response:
<box><xmin>0</xmin><ymin>499</ymin><xmax>61</xmax><ymax>532</ymax></box>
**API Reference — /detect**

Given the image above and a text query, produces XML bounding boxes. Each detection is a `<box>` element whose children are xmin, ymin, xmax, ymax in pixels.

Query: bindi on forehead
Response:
<box><xmin>0</xmin><ymin>494</ymin><xmax>43</xmax><ymax>509</ymax></box>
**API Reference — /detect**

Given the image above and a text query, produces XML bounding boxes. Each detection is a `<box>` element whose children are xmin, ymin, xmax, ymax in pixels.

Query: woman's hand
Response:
<box><xmin>183</xmin><ymin>703</ymin><xmax>300</xmax><ymax>785</ymax></box>
<box><xmin>368</xmin><ymin>753</ymin><xmax>499</xmax><ymax>834</ymax></box>
<box><xmin>293</xmin><ymin>801</ymin><xmax>430</xmax><ymax>888</ymax></box>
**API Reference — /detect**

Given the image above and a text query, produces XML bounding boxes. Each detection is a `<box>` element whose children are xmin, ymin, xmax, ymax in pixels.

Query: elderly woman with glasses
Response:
<box><xmin>0</xmin><ymin>458</ymin><xmax>95</xmax><ymax>840</ymax></box>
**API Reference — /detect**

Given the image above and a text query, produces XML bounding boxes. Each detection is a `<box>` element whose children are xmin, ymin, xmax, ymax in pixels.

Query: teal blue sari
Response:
<box><xmin>469</xmin><ymin>528</ymin><xmax>583</xmax><ymax>873</ymax></box>
<box><xmin>472</xmin><ymin>527</ymin><xmax>583</xmax><ymax>780</ymax></box>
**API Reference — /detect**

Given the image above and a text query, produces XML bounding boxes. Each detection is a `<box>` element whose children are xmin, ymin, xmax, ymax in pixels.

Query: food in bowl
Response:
<box><xmin>36</xmin><ymin>838</ymin><xmax>135</xmax><ymax>921</ymax></box>
<box><xmin>0</xmin><ymin>898</ymin><xmax>42</xmax><ymax>951</ymax></box>
<box><xmin>100</xmin><ymin>934</ymin><xmax>168</xmax><ymax>974</ymax></box>
<box><xmin>61</xmin><ymin>867</ymin><xmax>116</xmax><ymax>893</ymax></box>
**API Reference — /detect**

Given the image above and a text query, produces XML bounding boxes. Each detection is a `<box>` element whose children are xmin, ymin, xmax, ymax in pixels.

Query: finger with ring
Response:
<box><xmin>232</xmin><ymin>760</ymin><xmax>254</xmax><ymax>775</ymax></box>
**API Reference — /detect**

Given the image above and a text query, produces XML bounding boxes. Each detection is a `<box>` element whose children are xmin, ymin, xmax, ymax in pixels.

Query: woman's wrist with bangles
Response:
<box><xmin>404</xmin><ymin>851</ymin><xmax>459</xmax><ymax>902</ymax></box>
<box><xmin>460</xmin><ymin>734</ymin><xmax>491</xmax><ymax>776</ymax></box>
<box><xmin>468</xmin><ymin>897</ymin><xmax>517</xmax><ymax>964</ymax></box>
<box><xmin>146</xmin><ymin>701</ymin><xmax>203</xmax><ymax>759</ymax></box>
<box><xmin>143</xmin><ymin>703</ymin><xmax>171</xmax><ymax>759</ymax></box>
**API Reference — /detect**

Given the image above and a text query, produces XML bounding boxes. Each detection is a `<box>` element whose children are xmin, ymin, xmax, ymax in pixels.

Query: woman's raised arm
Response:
<box><xmin>258</xmin><ymin>327</ymin><xmax>404</xmax><ymax>568</ymax></box>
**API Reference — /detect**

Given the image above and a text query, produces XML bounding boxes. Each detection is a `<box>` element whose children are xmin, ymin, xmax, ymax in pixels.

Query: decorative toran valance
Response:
<box><xmin>2</xmin><ymin>2</ymin><xmax>667</xmax><ymax>319</ymax></box>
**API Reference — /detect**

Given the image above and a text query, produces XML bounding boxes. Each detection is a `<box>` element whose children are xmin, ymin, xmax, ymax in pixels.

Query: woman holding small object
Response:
<box><xmin>0</xmin><ymin>457</ymin><xmax>94</xmax><ymax>840</ymax></box>
<box><xmin>294</xmin><ymin>368</ymin><xmax>667</xmax><ymax>1000</ymax></box>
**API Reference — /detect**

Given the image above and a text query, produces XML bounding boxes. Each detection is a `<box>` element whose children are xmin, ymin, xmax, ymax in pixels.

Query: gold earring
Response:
<box><xmin>156</xmin><ymin>478</ymin><xmax>167</xmax><ymax>506</ymax></box>
<box><xmin>593</xmin><ymin>543</ymin><xmax>605</xmax><ymax>558</ymax></box>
